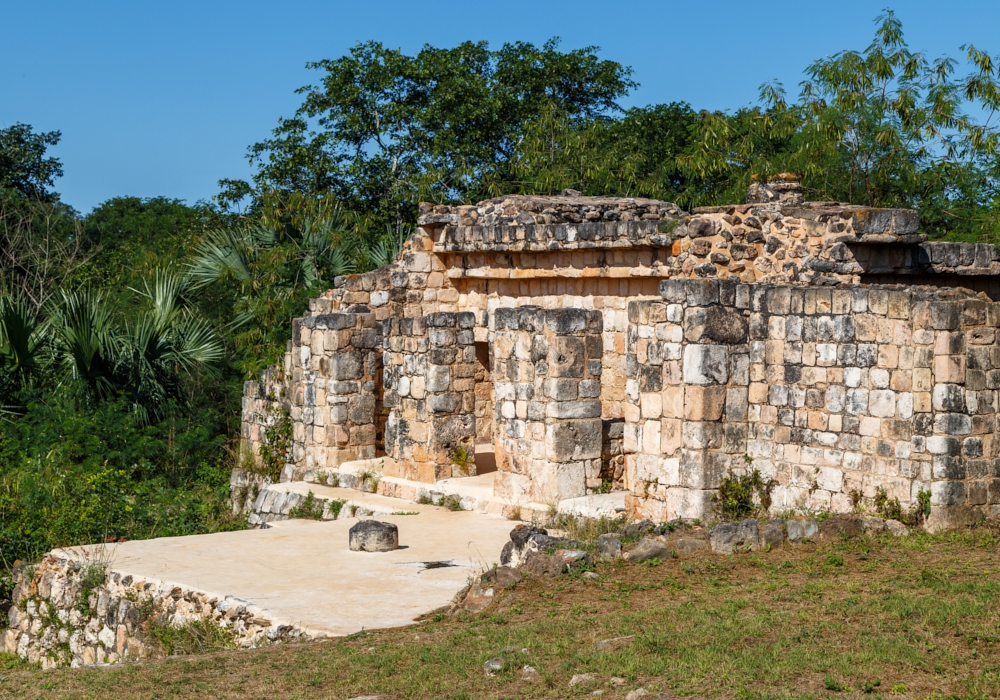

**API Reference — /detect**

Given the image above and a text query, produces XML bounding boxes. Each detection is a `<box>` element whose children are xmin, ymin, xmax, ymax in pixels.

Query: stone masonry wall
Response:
<box><xmin>3</xmin><ymin>550</ymin><xmax>308</xmax><ymax>669</ymax></box>
<box><xmin>626</xmin><ymin>279</ymin><xmax>1000</xmax><ymax>529</ymax></box>
<box><xmin>382</xmin><ymin>312</ymin><xmax>478</xmax><ymax>482</ymax></box>
<box><xmin>285</xmin><ymin>311</ymin><xmax>383</xmax><ymax>478</ymax></box>
<box><xmin>491</xmin><ymin>308</ymin><xmax>604</xmax><ymax>504</ymax></box>
<box><xmin>241</xmin><ymin>366</ymin><xmax>287</xmax><ymax>466</ymax></box>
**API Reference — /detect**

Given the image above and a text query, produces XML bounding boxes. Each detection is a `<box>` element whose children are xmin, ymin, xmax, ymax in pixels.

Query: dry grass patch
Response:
<box><xmin>4</xmin><ymin>527</ymin><xmax>1000</xmax><ymax>699</ymax></box>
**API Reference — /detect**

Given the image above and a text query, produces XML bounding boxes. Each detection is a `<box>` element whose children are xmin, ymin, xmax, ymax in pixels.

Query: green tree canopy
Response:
<box><xmin>681</xmin><ymin>10</ymin><xmax>1000</xmax><ymax>239</ymax></box>
<box><xmin>219</xmin><ymin>38</ymin><xmax>636</xmax><ymax>225</ymax></box>
<box><xmin>0</xmin><ymin>123</ymin><xmax>64</xmax><ymax>201</ymax></box>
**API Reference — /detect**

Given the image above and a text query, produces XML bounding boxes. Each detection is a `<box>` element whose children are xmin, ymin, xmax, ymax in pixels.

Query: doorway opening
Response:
<box><xmin>473</xmin><ymin>341</ymin><xmax>497</xmax><ymax>474</ymax></box>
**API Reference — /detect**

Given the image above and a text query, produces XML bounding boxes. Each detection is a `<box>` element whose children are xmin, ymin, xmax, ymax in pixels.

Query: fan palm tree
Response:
<box><xmin>49</xmin><ymin>287</ymin><xmax>118</xmax><ymax>402</ymax></box>
<box><xmin>115</xmin><ymin>270</ymin><xmax>224</xmax><ymax>422</ymax></box>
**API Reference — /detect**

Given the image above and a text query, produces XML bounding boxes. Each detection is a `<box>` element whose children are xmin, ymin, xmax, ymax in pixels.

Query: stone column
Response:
<box><xmin>919</xmin><ymin>293</ymin><xmax>1000</xmax><ymax>530</ymax></box>
<box><xmin>287</xmin><ymin>312</ymin><xmax>382</xmax><ymax>479</ymax></box>
<box><xmin>625</xmin><ymin>279</ymin><xmax>750</xmax><ymax>521</ymax></box>
<box><xmin>383</xmin><ymin>311</ymin><xmax>477</xmax><ymax>482</ymax></box>
<box><xmin>492</xmin><ymin>307</ymin><xmax>603</xmax><ymax>504</ymax></box>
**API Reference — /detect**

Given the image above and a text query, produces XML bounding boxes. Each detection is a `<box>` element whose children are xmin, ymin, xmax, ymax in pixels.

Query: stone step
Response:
<box><xmin>249</xmin><ymin>482</ymin><xmax>436</xmax><ymax>527</ymax></box>
<box><xmin>265</xmin><ymin>457</ymin><xmax>628</xmax><ymax>527</ymax></box>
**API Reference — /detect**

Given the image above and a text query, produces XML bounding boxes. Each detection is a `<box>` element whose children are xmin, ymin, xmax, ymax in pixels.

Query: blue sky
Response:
<box><xmin>3</xmin><ymin>0</ymin><xmax>999</xmax><ymax>213</ymax></box>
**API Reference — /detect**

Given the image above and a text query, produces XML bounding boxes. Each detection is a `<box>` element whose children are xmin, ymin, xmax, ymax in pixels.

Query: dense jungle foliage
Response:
<box><xmin>1</xmin><ymin>11</ymin><xmax>999</xmax><ymax>582</ymax></box>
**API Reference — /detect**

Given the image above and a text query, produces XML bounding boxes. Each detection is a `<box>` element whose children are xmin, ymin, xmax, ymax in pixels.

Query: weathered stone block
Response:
<box><xmin>709</xmin><ymin>519</ymin><xmax>760</xmax><ymax>553</ymax></box>
<box><xmin>546</xmin><ymin>420</ymin><xmax>602</xmax><ymax>462</ymax></box>
<box><xmin>682</xmin><ymin>344</ymin><xmax>729</xmax><ymax>385</ymax></box>
<box><xmin>348</xmin><ymin>520</ymin><xmax>399</xmax><ymax>552</ymax></box>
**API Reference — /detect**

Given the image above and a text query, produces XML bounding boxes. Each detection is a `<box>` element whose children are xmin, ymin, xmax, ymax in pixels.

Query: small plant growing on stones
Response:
<box><xmin>441</xmin><ymin>494</ymin><xmax>463</xmax><ymax>511</ymax></box>
<box><xmin>257</xmin><ymin>404</ymin><xmax>292</xmax><ymax>481</ymax></box>
<box><xmin>288</xmin><ymin>491</ymin><xmax>325</xmax><ymax>520</ymax></box>
<box><xmin>913</xmin><ymin>489</ymin><xmax>932</xmax><ymax>525</ymax></box>
<box><xmin>75</xmin><ymin>546</ymin><xmax>113</xmax><ymax>616</ymax></box>
<box><xmin>715</xmin><ymin>463</ymin><xmax>774</xmax><ymax>521</ymax></box>
<box><xmin>449</xmin><ymin>445</ymin><xmax>470</xmax><ymax>475</ymax></box>
<box><xmin>849</xmin><ymin>489</ymin><xmax>864</xmax><ymax>512</ymax></box>
<box><xmin>874</xmin><ymin>486</ymin><xmax>903</xmax><ymax>521</ymax></box>
<box><xmin>356</xmin><ymin>469</ymin><xmax>380</xmax><ymax>493</ymax></box>
<box><xmin>416</xmin><ymin>490</ymin><xmax>434</xmax><ymax>505</ymax></box>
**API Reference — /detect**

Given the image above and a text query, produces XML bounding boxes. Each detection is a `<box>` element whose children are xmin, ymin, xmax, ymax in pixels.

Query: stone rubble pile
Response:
<box><xmin>452</xmin><ymin>515</ymin><xmax>909</xmax><ymax>614</ymax></box>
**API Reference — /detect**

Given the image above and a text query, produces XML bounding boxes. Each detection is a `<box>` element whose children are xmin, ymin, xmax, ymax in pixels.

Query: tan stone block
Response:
<box><xmin>913</xmin><ymin>368</ymin><xmax>932</xmax><ymax>392</ymax></box>
<box><xmin>684</xmin><ymin>386</ymin><xmax>727</xmax><ymax>421</ymax></box>
<box><xmin>641</xmin><ymin>419</ymin><xmax>661</xmax><ymax>454</ymax></box>
<box><xmin>438</xmin><ymin>288</ymin><xmax>459</xmax><ymax>303</ymax></box>
<box><xmin>913</xmin><ymin>391</ymin><xmax>932</xmax><ymax>413</ymax></box>
<box><xmin>890</xmin><ymin>371</ymin><xmax>911</xmax><ymax>392</ymax></box>
<box><xmin>877</xmin><ymin>344</ymin><xmax>899</xmax><ymax>369</ymax></box>
<box><xmin>749</xmin><ymin>382</ymin><xmax>769</xmax><ymax>404</ymax></box>
<box><xmin>934</xmin><ymin>355</ymin><xmax>965</xmax><ymax>383</ymax></box>
<box><xmin>663</xmin><ymin>361</ymin><xmax>682</xmax><ymax>385</ymax></box>
<box><xmin>765</xmin><ymin>340</ymin><xmax>785</xmax><ymax>365</ymax></box>
<box><xmin>639</xmin><ymin>392</ymin><xmax>663</xmax><ymax>419</ymax></box>
<box><xmin>760</xmin><ymin>404</ymin><xmax>778</xmax><ymax>424</ymax></box>
<box><xmin>855</xmin><ymin>315</ymin><xmax>877</xmax><ymax>342</ymax></box>
<box><xmin>622</xmin><ymin>401</ymin><xmax>641</xmax><ymax>423</ymax></box>
<box><xmin>808</xmin><ymin>412</ymin><xmax>828</xmax><ymax>430</ymax></box>
<box><xmin>662</xmin><ymin>386</ymin><xmax>685</xmax><ymax>418</ymax></box>
<box><xmin>801</xmin><ymin>343</ymin><xmax>816</xmax><ymax>366</ymax></box>
<box><xmin>801</xmin><ymin>367</ymin><xmax>827</xmax><ymax>385</ymax></box>
<box><xmin>661</xmin><ymin>418</ymin><xmax>682</xmax><ymax>455</ymax></box>
<box><xmin>859</xmin><ymin>416</ymin><xmax>881</xmax><ymax>437</ymax></box>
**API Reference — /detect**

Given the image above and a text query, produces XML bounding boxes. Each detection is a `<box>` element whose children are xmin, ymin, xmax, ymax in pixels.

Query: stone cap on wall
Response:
<box><xmin>692</xmin><ymin>201</ymin><xmax>923</xmax><ymax>244</ymax></box>
<box><xmin>419</xmin><ymin>193</ymin><xmax>687</xmax><ymax>254</ymax></box>
<box><xmin>418</xmin><ymin>193</ymin><xmax>684</xmax><ymax>228</ymax></box>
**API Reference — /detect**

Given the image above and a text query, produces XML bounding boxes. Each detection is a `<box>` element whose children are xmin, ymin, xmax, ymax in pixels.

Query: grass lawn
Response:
<box><xmin>3</xmin><ymin>526</ymin><xmax>1000</xmax><ymax>699</ymax></box>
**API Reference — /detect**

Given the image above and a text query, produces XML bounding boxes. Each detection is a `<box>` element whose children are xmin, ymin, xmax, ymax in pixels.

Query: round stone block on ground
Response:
<box><xmin>349</xmin><ymin>520</ymin><xmax>399</xmax><ymax>552</ymax></box>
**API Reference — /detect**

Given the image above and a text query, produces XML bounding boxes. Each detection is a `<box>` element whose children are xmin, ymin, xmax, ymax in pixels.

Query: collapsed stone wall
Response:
<box><xmin>238</xmin><ymin>183</ymin><xmax>1000</xmax><ymax>517</ymax></box>
<box><xmin>626</xmin><ymin>279</ymin><xmax>1000</xmax><ymax>529</ymax></box>
<box><xmin>240</xmin><ymin>366</ymin><xmax>286</xmax><ymax>468</ymax></box>
<box><xmin>3</xmin><ymin>550</ymin><xmax>307</xmax><ymax>669</ymax></box>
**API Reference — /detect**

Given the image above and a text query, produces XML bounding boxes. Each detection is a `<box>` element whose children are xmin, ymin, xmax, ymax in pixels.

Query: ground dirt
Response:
<box><xmin>4</xmin><ymin>525</ymin><xmax>1000</xmax><ymax>699</ymax></box>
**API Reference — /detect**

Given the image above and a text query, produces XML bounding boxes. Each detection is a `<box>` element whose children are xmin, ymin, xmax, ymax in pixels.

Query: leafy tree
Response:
<box><xmin>0</xmin><ymin>123</ymin><xmax>63</xmax><ymax>201</ymax></box>
<box><xmin>78</xmin><ymin>197</ymin><xmax>216</xmax><ymax>289</ymax></box>
<box><xmin>681</xmin><ymin>10</ymin><xmax>1000</xmax><ymax>239</ymax></box>
<box><xmin>481</xmin><ymin>102</ymin><xmax>700</xmax><ymax>203</ymax></box>
<box><xmin>219</xmin><ymin>38</ymin><xmax>636</xmax><ymax>225</ymax></box>
<box><xmin>187</xmin><ymin>212</ymin><xmax>364</xmax><ymax>376</ymax></box>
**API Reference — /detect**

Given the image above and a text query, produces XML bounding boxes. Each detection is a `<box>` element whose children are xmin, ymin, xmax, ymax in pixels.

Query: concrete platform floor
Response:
<box><xmin>92</xmin><ymin>507</ymin><xmax>514</xmax><ymax>637</ymax></box>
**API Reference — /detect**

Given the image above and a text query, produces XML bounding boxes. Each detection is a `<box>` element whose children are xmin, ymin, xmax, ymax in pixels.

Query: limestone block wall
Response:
<box><xmin>626</xmin><ymin>279</ymin><xmax>1000</xmax><ymax>528</ymax></box>
<box><xmin>383</xmin><ymin>312</ymin><xmax>478</xmax><ymax>483</ymax></box>
<box><xmin>491</xmin><ymin>307</ymin><xmax>604</xmax><ymax>503</ymax></box>
<box><xmin>241</xmin><ymin>366</ymin><xmax>287</xmax><ymax>464</ymax></box>
<box><xmin>284</xmin><ymin>311</ymin><xmax>383</xmax><ymax>477</ymax></box>
<box><xmin>3</xmin><ymin>551</ymin><xmax>307</xmax><ymax>669</ymax></box>
<box><xmin>624</xmin><ymin>281</ymin><xmax>751</xmax><ymax>521</ymax></box>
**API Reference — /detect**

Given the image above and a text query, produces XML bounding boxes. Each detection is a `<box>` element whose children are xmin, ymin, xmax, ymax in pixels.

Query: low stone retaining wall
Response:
<box><xmin>2</xmin><ymin>548</ymin><xmax>311</xmax><ymax>668</ymax></box>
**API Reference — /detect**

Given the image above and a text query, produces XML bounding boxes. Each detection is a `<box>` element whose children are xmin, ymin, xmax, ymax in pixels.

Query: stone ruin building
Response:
<box><xmin>241</xmin><ymin>175</ymin><xmax>1000</xmax><ymax>531</ymax></box>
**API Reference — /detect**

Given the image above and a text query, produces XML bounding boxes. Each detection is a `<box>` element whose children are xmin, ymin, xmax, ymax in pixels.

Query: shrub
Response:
<box><xmin>715</xmin><ymin>467</ymin><xmax>774</xmax><ymax>521</ymax></box>
<box><xmin>288</xmin><ymin>491</ymin><xmax>325</xmax><ymax>520</ymax></box>
<box><xmin>874</xmin><ymin>486</ymin><xmax>903</xmax><ymax>521</ymax></box>
<box><xmin>149</xmin><ymin>619</ymin><xmax>236</xmax><ymax>656</ymax></box>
